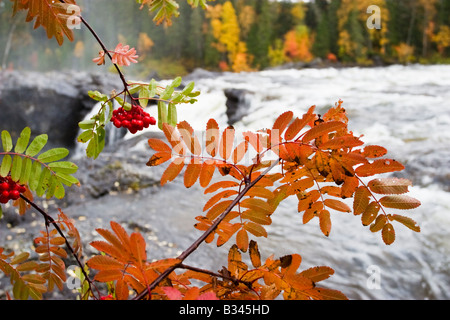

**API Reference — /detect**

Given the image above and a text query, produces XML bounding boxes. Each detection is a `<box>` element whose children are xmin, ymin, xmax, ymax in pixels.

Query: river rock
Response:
<box><xmin>0</xmin><ymin>70</ymin><xmax>122</xmax><ymax>150</ymax></box>
<box><xmin>224</xmin><ymin>88</ymin><xmax>253</xmax><ymax>126</ymax></box>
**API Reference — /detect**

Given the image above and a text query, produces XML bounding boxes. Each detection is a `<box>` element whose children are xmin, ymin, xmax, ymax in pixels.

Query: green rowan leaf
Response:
<box><xmin>139</xmin><ymin>86</ymin><xmax>151</xmax><ymax>108</ymax></box>
<box><xmin>168</xmin><ymin>103</ymin><xmax>177</xmax><ymax>127</ymax></box>
<box><xmin>15</xmin><ymin>127</ymin><xmax>31</xmax><ymax>154</ymax></box>
<box><xmin>19</xmin><ymin>157</ymin><xmax>32</xmax><ymax>184</ymax></box>
<box><xmin>77</xmin><ymin>130</ymin><xmax>94</xmax><ymax>143</ymax></box>
<box><xmin>48</xmin><ymin>161</ymin><xmax>78</xmax><ymax>174</ymax></box>
<box><xmin>36</xmin><ymin>168</ymin><xmax>51</xmax><ymax>197</ymax></box>
<box><xmin>28</xmin><ymin>161</ymin><xmax>42</xmax><ymax>191</ymax></box>
<box><xmin>11</xmin><ymin>155</ymin><xmax>22</xmax><ymax>182</ymax></box>
<box><xmin>26</xmin><ymin>134</ymin><xmax>48</xmax><ymax>157</ymax></box>
<box><xmin>88</xmin><ymin>90</ymin><xmax>108</xmax><ymax>102</ymax></box>
<box><xmin>1</xmin><ymin>155</ymin><xmax>12</xmax><ymax>177</ymax></box>
<box><xmin>78</xmin><ymin>119</ymin><xmax>96</xmax><ymax>130</ymax></box>
<box><xmin>158</xmin><ymin>101</ymin><xmax>168</xmax><ymax>130</ymax></box>
<box><xmin>1</xmin><ymin>130</ymin><xmax>13</xmax><ymax>152</ymax></box>
<box><xmin>55</xmin><ymin>172</ymin><xmax>80</xmax><ymax>187</ymax></box>
<box><xmin>37</xmin><ymin>148</ymin><xmax>69</xmax><ymax>163</ymax></box>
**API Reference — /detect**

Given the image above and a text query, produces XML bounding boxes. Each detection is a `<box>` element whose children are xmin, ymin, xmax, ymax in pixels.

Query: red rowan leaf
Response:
<box><xmin>162</xmin><ymin>287</ymin><xmax>183</xmax><ymax>300</ymax></box>
<box><xmin>302</xmin><ymin>121</ymin><xmax>346</xmax><ymax>143</ymax></box>
<box><xmin>368</xmin><ymin>178</ymin><xmax>412</xmax><ymax>195</ymax></box>
<box><xmin>379</xmin><ymin>195</ymin><xmax>421</xmax><ymax>210</ymax></box>
<box><xmin>389</xmin><ymin>214</ymin><xmax>420</xmax><ymax>232</ymax></box>
<box><xmin>160</xmin><ymin>158</ymin><xmax>184</xmax><ymax>186</ymax></box>
<box><xmin>184</xmin><ymin>163</ymin><xmax>201</xmax><ymax>188</ymax></box>
<box><xmin>324</xmin><ymin>199</ymin><xmax>351</xmax><ymax>213</ymax></box>
<box><xmin>355</xmin><ymin>159</ymin><xmax>405</xmax><ymax>177</ymax></box>
<box><xmin>382</xmin><ymin>223</ymin><xmax>396</xmax><ymax>245</ymax></box>
<box><xmin>197</xmin><ymin>291</ymin><xmax>219</xmax><ymax>300</ymax></box>
<box><xmin>111</xmin><ymin>43</ymin><xmax>139</xmax><ymax>66</ymax></box>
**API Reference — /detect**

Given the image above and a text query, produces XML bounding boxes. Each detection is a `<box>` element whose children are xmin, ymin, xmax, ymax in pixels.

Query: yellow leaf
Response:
<box><xmin>382</xmin><ymin>223</ymin><xmax>396</xmax><ymax>245</ymax></box>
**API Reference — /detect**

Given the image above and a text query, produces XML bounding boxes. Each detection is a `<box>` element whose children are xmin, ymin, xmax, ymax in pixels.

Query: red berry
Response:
<box><xmin>10</xmin><ymin>190</ymin><xmax>20</xmax><ymax>200</ymax></box>
<box><xmin>0</xmin><ymin>196</ymin><xmax>8</xmax><ymax>204</ymax></box>
<box><xmin>113</xmin><ymin>119</ymin><xmax>122</xmax><ymax>128</ymax></box>
<box><xmin>2</xmin><ymin>190</ymin><xmax>9</xmax><ymax>199</ymax></box>
<box><xmin>0</xmin><ymin>182</ymin><xmax>8</xmax><ymax>191</ymax></box>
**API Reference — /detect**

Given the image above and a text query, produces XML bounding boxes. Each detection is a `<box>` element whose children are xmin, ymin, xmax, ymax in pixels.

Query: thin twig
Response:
<box><xmin>19</xmin><ymin>195</ymin><xmax>99</xmax><ymax>299</ymax></box>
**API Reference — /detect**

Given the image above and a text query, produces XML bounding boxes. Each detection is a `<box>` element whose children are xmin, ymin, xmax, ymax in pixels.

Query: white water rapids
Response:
<box><xmin>82</xmin><ymin>64</ymin><xmax>450</xmax><ymax>300</ymax></box>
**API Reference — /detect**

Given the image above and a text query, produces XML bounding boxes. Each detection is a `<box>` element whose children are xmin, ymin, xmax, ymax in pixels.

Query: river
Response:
<box><xmin>75</xmin><ymin>64</ymin><xmax>450</xmax><ymax>300</ymax></box>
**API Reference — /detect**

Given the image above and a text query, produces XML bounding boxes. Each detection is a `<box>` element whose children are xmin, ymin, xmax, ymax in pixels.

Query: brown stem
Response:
<box><xmin>133</xmin><ymin>158</ymin><xmax>280</xmax><ymax>300</ymax></box>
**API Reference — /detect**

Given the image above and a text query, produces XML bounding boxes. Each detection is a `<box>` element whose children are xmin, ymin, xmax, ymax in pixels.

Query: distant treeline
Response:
<box><xmin>1</xmin><ymin>0</ymin><xmax>450</xmax><ymax>76</ymax></box>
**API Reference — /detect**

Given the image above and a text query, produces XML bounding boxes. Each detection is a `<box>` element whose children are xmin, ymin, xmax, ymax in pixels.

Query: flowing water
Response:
<box><xmin>80</xmin><ymin>64</ymin><xmax>450</xmax><ymax>300</ymax></box>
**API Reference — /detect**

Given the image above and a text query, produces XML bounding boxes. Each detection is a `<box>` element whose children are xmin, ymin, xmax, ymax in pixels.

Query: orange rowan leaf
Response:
<box><xmin>203</xmin><ymin>189</ymin><xmax>238</xmax><ymax>211</ymax></box>
<box><xmin>299</xmin><ymin>266</ymin><xmax>334</xmax><ymax>283</ymax></box>
<box><xmin>280</xmin><ymin>253</ymin><xmax>302</xmax><ymax>275</ymax></box>
<box><xmin>361</xmin><ymin>202</ymin><xmax>380</xmax><ymax>226</ymax></box>
<box><xmin>146</xmin><ymin>151</ymin><xmax>172</xmax><ymax>166</ymax></box>
<box><xmin>204</xmin><ymin>180</ymin><xmax>239</xmax><ymax>194</ymax></box>
<box><xmin>87</xmin><ymin>255</ymin><xmax>125</xmax><ymax>271</ymax></box>
<box><xmin>356</xmin><ymin>159</ymin><xmax>405</xmax><ymax>177</ymax></box>
<box><xmin>248</xmin><ymin>240</ymin><xmax>261</xmax><ymax>268</ymax></box>
<box><xmin>148</xmin><ymin>139</ymin><xmax>172</xmax><ymax>153</ymax></box>
<box><xmin>162</xmin><ymin>287</ymin><xmax>183</xmax><ymax>300</ymax></box>
<box><xmin>236</xmin><ymin>229</ymin><xmax>249</xmax><ymax>252</ymax></box>
<box><xmin>382</xmin><ymin>223</ymin><xmax>396</xmax><ymax>245</ymax></box>
<box><xmin>285</xmin><ymin>274</ymin><xmax>315</xmax><ymax>291</ymax></box>
<box><xmin>162</xmin><ymin>123</ymin><xmax>185</xmax><ymax>154</ymax></box>
<box><xmin>389</xmin><ymin>214</ymin><xmax>420</xmax><ymax>232</ymax></box>
<box><xmin>319</xmin><ymin>134</ymin><xmax>364</xmax><ymax>150</ymax></box>
<box><xmin>243</xmin><ymin>131</ymin><xmax>265</xmax><ymax>153</ymax></box>
<box><xmin>318</xmin><ymin>209</ymin><xmax>331</xmax><ymax>236</ymax></box>
<box><xmin>90</xmin><ymin>241</ymin><xmax>124</xmax><ymax>261</ymax></box>
<box><xmin>370</xmin><ymin>214</ymin><xmax>387</xmax><ymax>232</ymax></box>
<box><xmin>341</xmin><ymin>175</ymin><xmax>359</xmax><ymax>198</ymax></box>
<box><xmin>130</xmin><ymin>233</ymin><xmax>147</xmax><ymax>266</ymax></box>
<box><xmin>11</xmin><ymin>0</ymin><xmax>79</xmax><ymax>46</ymax></box>
<box><xmin>379</xmin><ymin>195</ymin><xmax>421</xmax><ymax>210</ymax></box>
<box><xmin>93</xmin><ymin>269</ymin><xmax>123</xmax><ymax>283</ymax></box>
<box><xmin>272</xmin><ymin>111</ymin><xmax>294</xmax><ymax>136</ymax></box>
<box><xmin>199</xmin><ymin>162</ymin><xmax>215</xmax><ymax>188</ymax></box>
<box><xmin>362</xmin><ymin>145</ymin><xmax>388</xmax><ymax>158</ymax></box>
<box><xmin>184</xmin><ymin>163</ymin><xmax>201</xmax><ymax>188</ymax></box>
<box><xmin>147</xmin><ymin>258</ymin><xmax>181</xmax><ymax>270</ymax></box>
<box><xmin>116</xmin><ymin>279</ymin><xmax>129</xmax><ymax>300</ymax></box>
<box><xmin>178</xmin><ymin>121</ymin><xmax>201</xmax><ymax>155</ymax></box>
<box><xmin>324</xmin><ymin>199</ymin><xmax>351</xmax><ymax>212</ymax></box>
<box><xmin>353</xmin><ymin>186</ymin><xmax>371</xmax><ymax>215</ymax></box>
<box><xmin>285</xmin><ymin>105</ymin><xmax>316</xmax><ymax>141</ymax></box>
<box><xmin>244</xmin><ymin>221</ymin><xmax>267</xmax><ymax>238</ymax></box>
<box><xmin>240</xmin><ymin>198</ymin><xmax>274</xmax><ymax>214</ymax></box>
<box><xmin>305</xmin><ymin>287</ymin><xmax>348</xmax><ymax>300</ymax></box>
<box><xmin>245</xmin><ymin>186</ymin><xmax>275</xmax><ymax>199</ymax></box>
<box><xmin>160</xmin><ymin>158</ymin><xmax>185</xmax><ymax>186</ymax></box>
<box><xmin>110</xmin><ymin>221</ymin><xmax>132</xmax><ymax>251</ymax></box>
<box><xmin>206</xmin><ymin>200</ymin><xmax>233</xmax><ymax>220</ymax></box>
<box><xmin>368</xmin><ymin>178</ymin><xmax>412</xmax><ymax>195</ymax></box>
<box><xmin>241</xmin><ymin>209</ymin><xmax>272</xmax><ymax>225</ymax></box>
<box><xmin>231</xmin><ymin>141</ymin><xmax>248</xmax><ymax>164</ymax></box>
<box><xmin>302</xmin><ymin>121</ymin><xmax>346</xmax><ymax>143</ymax></box>
<box><xmin>219</xmin><ymin>126</ymin><xmax>235</xmax><ymax>160</ymax></box>
<box><xmin>205</xmin><ymin>119</ymin><xmax>220</xmax><ymax>157</ymax></box>
<box><xmin>111</xmin><ymin>43</ymin><xmax>139</xmax><ymax>66</ymax></box>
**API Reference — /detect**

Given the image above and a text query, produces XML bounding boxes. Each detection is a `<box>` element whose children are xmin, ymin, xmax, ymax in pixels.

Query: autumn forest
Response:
<box><xmin>1</xmin><ymin>0</ymin><xmax>450</xmax><ymax>76</ymax></box>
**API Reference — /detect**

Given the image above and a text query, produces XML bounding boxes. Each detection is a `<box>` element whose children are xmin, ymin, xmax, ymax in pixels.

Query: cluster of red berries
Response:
<box><xmin>0</xmin><ymin>176</ymin><xmax>26</xmax><ymax>204</ymax></box>
<box><xmin>111</xmin><ymin>105</ymin><xmax>156</xmax><ymax>134</ymax></box>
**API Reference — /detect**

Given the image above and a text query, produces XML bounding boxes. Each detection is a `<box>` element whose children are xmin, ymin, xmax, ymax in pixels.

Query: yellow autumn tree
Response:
<box><xmin>433</xmin><ymin>25</ymin><xmax>450</xmax><ymax>56</ymax></box>
<box><xmin>207</xmin><ymin>1</ymin><xmax>252</xmax><ymax>72</ymax></box>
